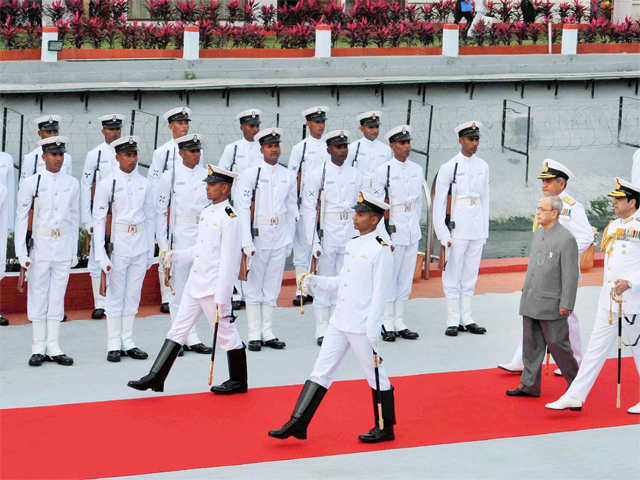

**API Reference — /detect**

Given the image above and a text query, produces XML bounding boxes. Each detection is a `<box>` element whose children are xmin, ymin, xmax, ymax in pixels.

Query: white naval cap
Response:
<box><xmin>36</xmin><ymin>114</ymin><xmax>61</xmax><ymax>131</ymax></box>
<box><xmin>357</xmin><ymin>110</ymin><xmax>382</xmax><ymax>126</ymax></box>
<box><xmin>98</xmin><ymin>113</ymin><xmax>124</xmax><ymax>129</ymax></box>
<box><xmin>255</xmin><ymin>127</ymin><xmax>283</xmax><ymax>145</ymax></box>
<box><xmin>609</xmin><ymin>177</ymin><xmax>640</xmax><ymax>199</ymax></box>
<box><xmin>302</xmin><ymin>105</ymin><xmax>329</xmax><ymax>122</ymax></box>
<box><xmin>176</xmin><ymin>133</ymin><xmax>204</xmax><ymax>151</ymax></box>
<box><xmin>454</xmin><ymin>120</ymin><xmax>482</xmax><ymax>138</ymax></box>
<box><xmin>354</xmin><ymin>191</ymin><xmax>389</xmax><ymax>215</ymax></box>
<box><xmin>38</xmin><ymin>135</ymin><xmax>68</xmax><ymax>153</ymax></box>
<box><xmin>385</xmin><ymin>124</ymin><xmax>411</xmax><ymax>143</ymax></box>
<box><xmin>204</xmin><ymin>164</ymin><xmax>238</xmax><ymax>184</ymax></box>
<box><xmin>236</xmin><ymin>108</ymin><xmax>262</xmax><ymax>125</ymax></box>
<box><xmin>163</xmin><ymin>106</ymin><xmax>192</xmax><ymax>123</ymax></box>
<box><xmin>111</xmin><ymin>135</ymin><xmax>140</xmax><ymax>153</ymax></box>
<box><xmin>323</xmin><ymin>129</ymin><xmax>350</xmax><ymax>146</ymax></box>
<box><xmin>538</xmin><ymin>159</ymin><xmax>574</xmax><ymax>181</ymax></box>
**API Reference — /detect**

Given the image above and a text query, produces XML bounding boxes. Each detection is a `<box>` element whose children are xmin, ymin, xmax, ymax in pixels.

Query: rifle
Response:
<box><xmin>17</xmin><ymin>174</ymin><xmax>40</xmax><ymax>293</ymax></box>
<box><xmin>310</xmin><ymin>162</ymin><xmax>326</xmax><ymax>275</ymax></box>
<box><xmin>163</xmin><ymin>151</ymin><xmax>177</xmax><ymax>296</ymax></box>
<box><xmin>439</xmin><ymin>162</ymin><xmax>458</xmax><ymax>271</ymax></box>
<box><xmin>296</xmin><ymin>142</ymin><xmax>307</xmax><ymax>207</ymax></box>
<box><xmin>99</xmin><ymin>179</ymin><xmax>116</xmax><ymax>296</ymax></box>
<box><xmin>239</xmin><ymin>167</ymin><xmax>261</xmax><ymax>281</ymax></box>
<box><xmin>229</xmin><ymin>144</ymin><xmax>238</xmax><ymax>172</ymax></box>
<box><xmin>351</xmin><ymin>141</ymin><xmax>361</xmax><ymax>168</ymax></box>
<box><xmin>162</xmin><ymin>149</ymin><xmax>170</xmax><ymax>173</ymax></box>
<box><xmin>32</xmin><ymin>153</ymin><xmax>38</xmax><ymax>175</ymax></box>
<box><xmin>85</xmin><ymin>149</ymin><xmax>101</xmax><ymax>255</ymax></box>
<box><xmin>383</xmin><ymin>165</ymin><xmax>396</xmax><ymax>236</ymax></box>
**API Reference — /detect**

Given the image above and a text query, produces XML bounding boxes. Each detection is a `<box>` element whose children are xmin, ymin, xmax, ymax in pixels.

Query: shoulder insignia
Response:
<box><xmin>562</xmin><ymin>195</ymin><xmax>576</xmax><ymax>206</ymax></box>
<box><xmin>376</xmin><ymin>235</ymin><xmax>388</xmax><ymax>246</ymax></box>
<box><xmin>225</xmin><ymin>206</ymin><xmax>237</xmax><ymax>218</ymax></box>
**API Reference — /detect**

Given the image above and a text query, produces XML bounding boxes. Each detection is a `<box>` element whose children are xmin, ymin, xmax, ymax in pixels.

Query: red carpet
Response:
<box><xmin>1</xmin><ymin>359</ymin><xmax>638</xmax><ymax>479</ymax></box>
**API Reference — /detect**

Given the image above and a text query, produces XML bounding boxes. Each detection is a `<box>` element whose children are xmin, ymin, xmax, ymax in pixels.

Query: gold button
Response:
<box><xmin>193</xmin><ymin>269</ymin><xmax>197</xmax><ymax>272</ymax></box>
<box><xmin>344</xmin><ymin>283</ymin><xmax>348</xmax><ymax>286</ymax></box>
<box><xmin>340</xmin><ymin>298</ymin><xmax>344</xmax><ymax>302</ymax></box>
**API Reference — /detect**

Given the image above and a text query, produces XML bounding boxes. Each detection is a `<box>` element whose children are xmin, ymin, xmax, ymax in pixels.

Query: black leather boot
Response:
<box><xmin>211</xmin><ymin>345</ymin><xmax>248</xmax><ymax>395</ymax></box>
<box><xmin>358</xmin><ymin>386</ymin><xmax>396</xmax><ymax>443</ymax></box>
<box><xmin>268</xmin><ymin>380</ymin><xmax>327</xmax><ymax>440</ymax></box>
<box><xmin>127</xmin><ymin>339</ymin><xmax>181</xmax><ymax>392</ymax></box>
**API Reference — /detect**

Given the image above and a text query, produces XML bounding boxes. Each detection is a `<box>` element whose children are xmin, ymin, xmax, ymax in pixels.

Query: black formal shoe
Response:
<box><xmin>232</xmin><ymin>300</ymin><xmax>246</xmax><ymax>310</ymax></box>
<box><xmin>211</xmin><ymin>346</ymin><xmax>248</xmax><ymax>395</ymax></box>
<box><xmin>445</xmin><ymin>326</ymin><xmax>458</xmax><ymax>336</ymax></box>
<box><xmin>269</xmin><ymin>380</ymin><xmax>327</xmax><ymax>440</ymax></box>
<box><xmin>358</xmin><ymin>425</ymin><xmax>395</xmax><ymax>443</ymax></box>
<box><xmin>382</xmin><ymin>331</ymin><xmax>396</xmax><ymax>342</ymax></box>
<box><xmin>160</xmin><ymin>303</ymin><xmax>170</xmax><ymax>314</ymax></box>
<box><xmin>184</xmin><ymin>343</ymin><xmax>212</xmax><ymax>354</ymax></box>
<box><xmin>46</xmin><ymin>354</ymin><xmax>74</xmax><ymax>366</ymax></box>
<box><xmin>457</xmin><ymin>325</ymin><xmax>467</xmax><ymax>332</ymax></box>
<box><xmin>466</xmin><ymin>323</ymin><xmax>487</xmax><ymax>334</ymax></box>
<box><xmin>128</xmin><ymin>339</ymin><xmax>182</xmax><ymax>392</ymax></box>
<box><xmin>506</xmin><ymin>386</ymin><xmax>540</xmax><ymax>397</ymax></box>
<box><xmin>126</xmin><ymin>347</ymin><xmax>149</xmax><ymax>360</ymax></box>
<box><xmin>358</xmin><ymin>386</ymin><xmax>396</xmax><ymax>443</ymax></box>
<box><xmin>397</xmin><ymin>329</ymin><xmax>419</xmax><ymax>340</ymax></box>
<box><xmin>263</xmin><ymin>338</ymin><xmax>286</xmax><ymax>349</ymax></box>
<box><xmin>91</xmin><ymin>308</ymin><xmax>106</xmax><ymax>319</ymax></box>
<box><xmin>107</xmin><ymin>350</ymin><xmax>121</xmax><ymax>362</ymax></box>
<box><xmin>29</xmin><ymin>353</ymin><xmax>46</xmax><ymax>366</ymax></box>
<box><xmin>178</xmin><ymin>346</ymin><xmax>184</xmax><ymax>357</ymax></box>
<box><xmin>120</xmin><ymin>349</ymin><xmax>128</xmax><ymax>357</ymax></box>
<box><xmin>316</xmin><ymin>336</ymin><xmax>324</xmax><ymax>346</ymax></box>
<box><xmin>248</xmin><ymin>340</ymin><xmax>262</xmax><ymax>351</ymax></box>
<box><xmin>292</xmin><ymin>295</ymin><xmax>313</xmax><ymax>307</ymax></box>
<box><xmin>0</xmin><ymin>315</ymin><xmax>9</xmax><ymax>326</ymax></box>
<box><xmin>61</xmin><ymin>314</ymin><xmax>68</xmax><ymax>322</ymax></box>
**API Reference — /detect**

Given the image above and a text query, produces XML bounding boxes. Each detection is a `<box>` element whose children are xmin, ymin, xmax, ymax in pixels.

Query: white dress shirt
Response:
<box><xmin>218</xmin><ymin>137</ymin><xmax>263</xmax><ymax>173</ymax></box>
<box><xmin>288</xmin><ymin>136</ymin><xmax>330</xmax><ymax>202</ymax></box>
<box><xmin>21</xmin><ymin>146</ymin><xmax>72</xmax><ymax>183</ymax></box>
<box><xmin>557</xmin><ymin>192</ymin><xmax>594</xmax><ymax>255</ymax></box>
<box><xmin>147</xmin><ymin>139</ymin><xmax>182</xmax><ymax>186</ymax></box>
<box><xmin>80</xmin><ymin>142</ymin><xmax>117</xmax><ymax>227</ymax></box>
<box><xmin>346</xmin><ymin>137</ymin><xmax>392</xmax><ymax>191</ymax></box>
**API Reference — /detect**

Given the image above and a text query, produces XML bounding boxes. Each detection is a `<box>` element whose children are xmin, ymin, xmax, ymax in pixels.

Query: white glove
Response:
<box><xmin>70</xmin><ymin>256</ymin><xmax>79</xmax><ymax>268</ymax></box>
<box><xmin>100</xmin><ymin>258</ymin><xmax>112</xmax><ymax>274</ymax></box>
<box><xmin>242</xmin><ymin>245</ymin><xmax>256</xmax><ymax>257</ymax></box>
<box><xmin>83</xmin><ymin>223</ymin><xmax>93</xmax><ymax>234</ymax></box>
<box><xmin>159</xmin><ymin>249</ymin><xmax>174</xmax><ymax>266</ymax></box>
<box><xmin>299</xmin><ymin>273</ymin><xmax>315</xmax><ymax>295</ymax></box>
<box><xmin>312</xmin><ymin>242</ymin><xmax>323</xmax><ymax>259</ymax></box>
<box><xmin>18</xmin><ymin>256</ymin><xmax>31</xmax><ymax>270</ymax></box>
<box><xmin>216</xmin><ymin>302</ymin><xmax>232</xmax><ymax>319</ymax></box>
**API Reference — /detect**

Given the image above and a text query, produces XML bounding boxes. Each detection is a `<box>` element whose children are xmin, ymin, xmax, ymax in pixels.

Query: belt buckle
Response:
<box><xmin>195</xmin><ymin>214</ymin><xmax>200</xmax><ymax>223</ymax></box>
<box><xmin>405</xmin><ymin>203</ymin><xmax>412</xmax><ymax>212</ymax></box>
<box><xmin>51</xmin><ymin>229</ymin><xmax>61</xmax><ymax>238</ymax></box>
<box><xmin>270</xmin><ymin>217</ymin><xmax>279</xmax><ymax>226</ymax></box>
<box><xmin>127</xmin><ymin>224</ymin><xmax>138</xmax><ymax>234</ymax></box>
<box><xmin>340</xmin><ymin>211</ymin><xmax>349</xmax><ymax>221</ymax></box>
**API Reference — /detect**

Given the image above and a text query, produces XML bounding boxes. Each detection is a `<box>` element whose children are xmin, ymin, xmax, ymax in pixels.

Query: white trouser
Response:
<box><xmin>310</xmin><ymin>324</ymin><xmax>391</xmax><ymax>390</ymax></box>
<box><xmin>158</xmin><ymin>262</ymin><xmax>172</xmax><ymax>304</ymax></box>
<box><xmin>167</xmin><ymin>258</ymin><xmax>201</xmax><ymax>346</ymax></box>
<box><xmin>88</xmin><ymin>235</ymin><xmax>106</xmax><ymax>310</ymax></box>
<box><xmin>167</xmin><ymin>291</ymin><xmax>243</xmax><ymax>351</ymax></box>
<box><xmin>105</xmin><ymin>252</ymin><xmax>147</xmax><ymax>351</ymax></box>
<box><xmin>508</xmin><ymin>311</ymin><xmax>583</xmax><ymax>369</ymax></box>
<box><xmin>565</xmin><ymin>307</ymin><xmax>640</xmax><ymax>402</ymax></box>
<box><xmin>245</xmin><ymin>246</ymin><xmax>288</xmax><ymax>306</ymax></box>
<box><xmin>314</xmin><ymin>306</ymin><xmax>330</xmax><ymax>339</ymax></box>
<box><xmin>31</xmin><ymin>320</ymin><xmax>64</xmax><ymax>356</ymax></box>
<box><xmin>383</xmin><ymin>300</ymin><xmax>409</xmax><ymax>332</ymax></box>
<box><xmin>27</xmin><ymin>258</ymin><xmax>71</xmax><ymax>324</ymax></box>
<box><xmin>293</xmin><ymin>218</ymin><xmax>311</xmax><ymax>277</ymax></box>
<box><xmin>246</xmin><ymin>303</ymin><xmax>277</xmax><ymax>342</ymax></box>
<box><xmin>314</xmin><ymin>247</ymin><xmax>345</xmax><ymax>307</ymax></box>
<box><xmin>442</xmin><ymin>238</ymin><xmax>484</xmax><ymax>299</ymax></box>
<box><xmin>391</xmin><ymin>242</ymin><xmax>418</xmax><ymax>301</ymax></box>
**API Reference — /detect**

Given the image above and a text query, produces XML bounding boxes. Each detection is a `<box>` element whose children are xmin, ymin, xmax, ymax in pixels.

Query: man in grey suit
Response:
<box><xmin>507</xmin><ymin>196</ymin><xmax>580</xmax><ymax>397</ymax></box>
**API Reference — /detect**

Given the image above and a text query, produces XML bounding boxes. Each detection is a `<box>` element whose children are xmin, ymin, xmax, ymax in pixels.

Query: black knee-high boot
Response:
<box><xmin>210</xmin><ymin>344</ymin><xmax>248</xmax><ymax>394</ymax></box>
<box><xmin>127</xmin><ymin>339</ymin><xmax>181</xmax><ymax>392</ymax></box>
<box><xmin>358</xmin><ymin>386</ymin><xmax>396</xmax><ymax>443</ymax></box>
<box><xmin>268</xmin><ymin>380</ymin><xmax>327</xmax><ymax>440</ymax></box>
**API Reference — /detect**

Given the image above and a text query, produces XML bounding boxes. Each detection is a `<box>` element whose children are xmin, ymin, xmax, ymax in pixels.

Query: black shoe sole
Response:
<box><xmin>268</xmin><ymin>431</ymin><xmax>306</xmax><ymax>440</ymax></box>
<box><xmin>211</xmin><ymin>387</ymin><xmax>248</xmax><ymax>395</ymax></box>
<box><xmin>358</xmin><ymin>434</ymin><xmax>395</xmax><ymax>443</ymax></box>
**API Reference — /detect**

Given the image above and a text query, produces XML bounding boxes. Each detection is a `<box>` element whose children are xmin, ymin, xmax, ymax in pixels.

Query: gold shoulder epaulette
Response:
<box><xmin>562</xmin><ymin>195</ymin><xmax>576</xmax><ymax>206</ymax></box>
<box><xmin>600</xmin><ymin>219</ymin><xmax>615</xmax><ymax>252</ymax></box>
<box><xmin>376</xmin><ymin>236</ymin><xmax>388</xmax><ymax>246</ymax></box>
<box><xmin>225</xmin><ymin>206</ymin><xmax>237</xmax><ymax>218</ymax></box>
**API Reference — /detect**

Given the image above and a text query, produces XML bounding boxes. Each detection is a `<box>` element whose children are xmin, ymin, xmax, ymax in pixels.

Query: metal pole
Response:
<box><xmin>525</xmin><ymin>105</ymin><xmax>531</xmax><ymax>186</ymax></box>
<box><xmin>406</xmin><ymin>99</ymin><xmax>412</xmax><ymax>125</ymax></box>
<box><xmin>130</xmin><ymin>109</ymin><xmax>136</xmax><ymax>136</ymax></box>
<box><xmin>153</xmin><ymin>115</ymin><xmax>159</xmax><ymax>150</ymax></box>
<box><xmin>2</xmin><ymin>107</ymin><xmax>7</xmax><ymax>151</ymax></box>
<box><xmin>18</xmin><ymin>114</ymin><xmax>24</xmax><ymax>166</ymax></box>
<box><xmin>425</xmin><ymin>104</ymin><xmax>433</xmax><ymax>179</ymax></box>
<box><xmin>500</xmin><ymin>99</ymin><xmax>507</xmax><ymax>153</ymax></box>
<box><xmin>617</xmin><ymin>96</ymin><xmax>623</xmax><ymax>145</ymax></box>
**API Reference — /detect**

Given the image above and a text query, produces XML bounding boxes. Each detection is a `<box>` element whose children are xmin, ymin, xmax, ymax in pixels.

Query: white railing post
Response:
<box><xmin>442</xmin><ymin>23</ymin><xmax>459</xmax><ymax>57</ymax></box>
<box><xmin>315</xmin><ymin>24</ymin><xmax>331</xmax><ymax>58</ymax></box>
<box><xmin>561</xmin><ymin>24</ymin><xmax>578</xmax><ymax>55</ymax></box>
<box><xmin>183</xmin><ymin>25</ymin><xmax>200</xmax><ymax>60</ymax></box>
<box><xmin>41</xmin><ymin>26</ymin><xmax>59</xmax><ymax>62</ymax></box>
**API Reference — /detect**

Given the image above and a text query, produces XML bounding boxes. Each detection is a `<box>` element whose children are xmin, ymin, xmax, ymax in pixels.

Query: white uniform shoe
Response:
<box><xmin>497</xmin><ymin>363</ymin><xmax>523</xmax><ymax>373</ymax></box>
<box><xmin>545</xmin><ymin>395</ymin><xmax>583</xmax><ymax>411</ymax></box>
<box><xmin>628</xmin><ymin>401</ymin><xmax>640</xmax><ymax>414</ymax></box>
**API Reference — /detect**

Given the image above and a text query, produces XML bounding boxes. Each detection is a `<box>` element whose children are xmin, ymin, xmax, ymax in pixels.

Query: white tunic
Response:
<box><xmin>146</xmin><ymin>139</ymin><xmax>182</xmax><ymax>186</ymax></box>
<box><xmin>236</xmin><ymin>160</ymin><xmax>298</xmax><ymax>250</ymax></box>
<box><xmin>301</xmin><ymin>160</ymin><xmax>361</xmax><ymax>249</ymax></box>
<box><xmin>218</xmin><ymin>137</ymin><xmax>263</xmax><ymax>173</ymax></box>
<box><xmin>92</xmin><ymin>168</ymin><xmax>155</xmax><ymax>262</ymax></box>
<box><xmin>0</xmin><ymin>151</ymin><xmax>15</xmax><ymax>230</ymax></box>
<box><xmin>0</xmin><ymin>184</ymin><xmax>7</xmax><ymax>279</ymax></box>
<box><xmin>372</xmin><ymin>157</ymin><xmax>424</xmax><ymax>246</ymax></box>
<box><xmin>346</xmin><ymin>137</ymin><xmax>392</xmax><ymax>192</ymax></box>
<box><xmin>632</xmin><ymin>148</ymin><xmax>640</xmax><ymax>185</ymax></box>
<box><xmin>14</xmin><ymin>170</ymin><xmax>79</xmax><ymax>262</ymax></box>
<box><xmin>80</xmin><ymin>142</ymin><xmax>117</xmax><ymax>228</ymax></box>
<box><xmin>557</xmin><ymin>193</ymin><xmax>594</xmax><ymax>254</ymax></box>
<box><xmin>21</xmin><ymin>146</ymin><xmax>72</xmax><ymax>183</ymax></box>
<box><xmin>155</xmin><ymin>162</ymin><xmax>208</xmax><ymax>251</ymax></box>
<box><xmin>311</xmin><ymin>232</ymin><xmax>393</xmax><ymax>335</ymax></box>
<box><xmin>598</xmin><ymin>214</ymin><xmax>640</xmax><ymax>312</ymax></box>
<box><xmin>288</xmin><ymin>136</ymin><xmax>330</xmax><ymax>202</ymax></box>
<box><xmin>433</xmin><ymin>152</ymin><xmax>490</xmax><ymax>244</ymax></box>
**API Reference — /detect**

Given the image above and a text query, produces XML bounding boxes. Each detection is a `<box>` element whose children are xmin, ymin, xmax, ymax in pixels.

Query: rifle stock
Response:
<box><xmin>17</xmin><ymin>175</ymin><xmax>39</xmax><ymax>292</ymax></box>
<box><xmin>100</xmin><ymin>179</ymin><xmax>116</xmax><ymax>296</ymax></box>
<box><xmin>238</xmin><ymin>252</ymin><xmax>248</xmax><ymax>281</ymax></box>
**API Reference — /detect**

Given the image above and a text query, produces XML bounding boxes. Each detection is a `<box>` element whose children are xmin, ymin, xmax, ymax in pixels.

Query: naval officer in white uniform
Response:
<box><xmin>346</xmin><ymin>111</ymin><xmax>392</xmax><ymax>193</ymax></box>
<box><xmin>21</xmin><ymin>115</ymin><xmax>72</xmax><ymax>183</ymax></box>
<box><xmin>0</xmin><ymin>147</ymin><xmax>15</xmax><ymax>326</ymax></box>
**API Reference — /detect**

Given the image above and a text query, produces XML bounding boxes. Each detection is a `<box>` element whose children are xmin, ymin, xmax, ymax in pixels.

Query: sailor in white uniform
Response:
<box><xmin>21</xmin><ymin>115</ymin><xmax>72</xmax><ymax>183</ymax></box>
<box><xmin>632</xmin><ymin>148</ymin><xmax>639</xmax><ymax>185</ymax></box>
<box><xmin>288</xmin><ymin>106</ymin><xmax>330</xmax><ymax>306</ymax></box>
<box><xmin>372</xmin><ymin>125</ymin><xmax>421</xmax><ymax>342</ymax></box>
<box><xmin>546</xmin><ymin>178</ymin><xmax>640</xmax><ymax>415</ymax></box>
<box><xmin>128</xmin><ymin>165</ymin><xmax>247</xmax><ymax>395</ymax></box>
<box><xmin>0</xmin><ymin>148</ymin><xmax>15</xmax><ymax>326</ymax></box>
<box><xmin>269</xmin><ymin>192</ymin><xmax>396</xmax><ymax>443</ymax></box>
<box><xmin>346</xmin><ymin>111</ymin><xmax>392</xmax><ymax>193</ymax></box>
<box><xmin>433</xmin><ymin>121</ymin><xmax>489</xmax><ymax>337</ymax></box>
<box><xmin>499</xmin><ymin>160</ymin><xmax>593</xmax><ymax>375</ymax></box>
<box><xmin>237</xmin><ymin>128</ymin><xmax>298</xmax><ymax>352</ymax></box>
<box><xmin>15</xmin><ymin>136</ymin><xmax>79</xmax><ymax>366</ymax></box>
<box><xmin>0</xmin><ymin>182</ymin><xmax>8</xmax><ymax>326</ymax></box>
<box><xmin>302</xmin><ymin>130</ymin><xmax>362</xmax><ymax>346</ymax></box>
<box><xmin>147</xmin><ymin>106</ymin><xmax>192</xmax><ymax>314</ymax></box>
<box><xmin>80</xmin><ymin>114</ymin><xmax>122</xmax><ymax>320</ymax></box>
<box><xmin>93</xmin><ymin>136</ymin><xmax>155</xmax><ymax>363</ymax></box>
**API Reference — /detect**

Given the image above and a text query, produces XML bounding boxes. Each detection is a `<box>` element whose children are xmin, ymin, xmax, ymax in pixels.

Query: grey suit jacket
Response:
<box><xmin>519</xmin><ymin>222</ymin><xmax>579</xmax><ymax>320</ymax></box>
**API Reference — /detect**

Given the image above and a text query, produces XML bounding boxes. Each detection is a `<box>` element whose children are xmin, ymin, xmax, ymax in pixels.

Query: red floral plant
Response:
<box><xmin>0</xmin><ymin>15</ymin><xmax>18</xmax><ymax>48</ymax></box>
<box><xmin>323</xmin><ymin>0</ymin><xmax>344</xmax><ymax>25</ymax></box>
<box><xmin>259</xmin><ymin>4</ymin><xmax>276</xmax><ymax>27</ymax></box>
<box><xmin>44</xmin><ymin>0</ymin><xmax>66</xmax><ymax>23</ymax></box>
<box><xmin>198</xmin><ymin>0</ymin><xmax>220</xmax><ymax>24</ymax></box>
<box><xmin>176</xmin><ymin>0</ymin><xmax>198</xmax><ymax>23</ymax></box>
<box><xmin>571</xmin><ymin>0</ymin><xmax>586</xmax><ymax>23</ymax></box>
<box><xmin>145</xmin><ymin>0</ymin><xmax>172</xmax><ymax>21</ymax></box>
<box><xmin>278</xmin><ymin>22</ymin><xmax>313</xmax><ymax>49</ymax></box>
<box><xmin>212</xmin><ymin>23</ymin><xmax>232</xmax><ymax>48</ymax></box>
<box><xmin>65</xmin><ymin>0</ymin><xmax>83</xmax><ymax>16</ymax></box>
<box><xmin>415</xmin><ymin>20</ymin><xmax>440</xmax><ymax>46</ymax></box>
<box><xmin>226</xmin><ymin>0</ymin><xmax>241</xmax><ymax>22</ymax></box>
<box><xmin>558</xmin><ymin>2</ymin><xmax>570</xmax><ymax>21</ymax></box>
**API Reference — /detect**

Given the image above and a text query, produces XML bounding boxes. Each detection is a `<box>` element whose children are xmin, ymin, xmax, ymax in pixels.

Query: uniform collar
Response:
<box><xmin>43</xmin><ymin>168</ymin><xmax>62</xmax><ymax>179</ymax></box>
<box><xmin>392</xmin><ymin>157</ymin><xmax>407</xmax><ymax>165</ymax></box>
<box><xmin>116</xmin><ymin>167</ymin><xmax>136</xmax><ymax>178</ymax></box>
<box><xmin>260</xmin><ymin>159</ymin><xmax>278</xmax><ymax>169</ymax></box>
<box><xmin>306</xmin><ymin>136</ymin><xmax>325</xmax><ymax>145</ymax></box>
<box><xmin>241</xmin><ymin>137</ymin><xmax>257</xmax><ymax>146</ymax></box>
<box><xmin>211</xmin><ymin>199</ymin><xmax>230</xmax><ymax>210</ymax></box>
<box><xmin>360</xmin><ymin>136</ymin><xmax>376</xmax><ymax>145</ymax></box>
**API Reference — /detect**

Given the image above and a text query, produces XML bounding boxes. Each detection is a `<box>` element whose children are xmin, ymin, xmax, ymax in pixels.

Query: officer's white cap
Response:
<box><xmin>255</xmin><ymin>127</ymin><xmax>283</xmax><ymax>144</ymax></box>
<box><xmin>98</xmin><ymin>113</ymin><xmax>124</xmax><ymax>123</ymax></box>
<box><xmin>538</xmin><ymin>159</ymin><xmax>574</xmax><ymax>181</ymax></box>
<box><xmin>454</xmin><ymin>121</ymin><xmax>482</xmax><ymax>137</ymax></box>
<box><xmin>609</xmin><ymin>177</ymin><xmax>640</xmax><ymax>198</ymax></box>
<box><xmin>38</xmin><ymin>135</ymin><xmax>69</xmax><ymax>147</ymax></box>
<box><xmin>355</xmin><ymin>191</ymin><xmax>389</xmax><ymax>214</ymax></box>
<box><xmin>323</xmin><ymin>129</ymin><xmax>350</xmax><ymax>145</ymax></box>
<box><xmin>357</xmin><ymin>111</ymin><xmax>381</xmax><ymax>122</ymax></box>
<box><xmin>111</xmin><ymin>135</ymin><xmax>140</xmax><ymax>151</ymax></box>
<box><xmin>176</xmin><ymin>133</ymin><xmax>204</xmax><ymax>150</ymax></box>
<box><xmin>35</xmin><ymin>114</ymin><xmax>61</xmax><ymax>128</ymax></box>
<box><xmin>163</xmin><ymin>106</ymin><xmax>192</xmax><ymax>123</ymax></box>
<box><xmin>205</xmin><ymin>164</ymin><xmax>238</xmax><ymax>182</ymax></box>
<box><xmin>235</xmin><ymin>108</ymin><xmax>262</xmax><ymax>121</ymax></box>
<box><xmin>385</xmin><ymin>125</ymin><xmax>411</xmax><ymax>143</ymax></box>
<box><xmin>302</xmin><ymin>106</ymin><xmax>329</xmax><ymax>120</ymax></box>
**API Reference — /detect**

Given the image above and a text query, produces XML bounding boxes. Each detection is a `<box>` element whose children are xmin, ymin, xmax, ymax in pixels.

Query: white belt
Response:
<box><xmin>324</xmin><ymin>211</ymin><xmax>352</xmax><ymax>221</ymax></box>
<box><xmin>115</xmin><ymin>223</ymin><xmax>144</xmax><ymax>234</ymax></box>
<box><xmin>175</xmin><ymin>215</ymin><xmax>200</xmax><ymax>225</ymax></box>
<box><xmin>255</xmin><ymin>215</ymin><xmax>281</xmax><ymax>226</ymax></box>
<box><xmin>456</xmin><ymin>197</ymin><xmax>480</xmax><ymax>206</ymax></box>
<box><xmin>36</xmin><ymin>227</ymin><xmax>68</xmax><ymax>238</ymax></box>
<box><xmin>390</xmin><ymin>202</ymin><xmax>415</xmax><ymax>213</ymax></box>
